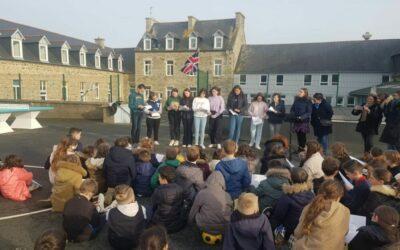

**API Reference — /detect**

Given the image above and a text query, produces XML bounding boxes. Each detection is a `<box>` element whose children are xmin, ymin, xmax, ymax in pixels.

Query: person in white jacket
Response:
<box><xmin>192</xmin><ymin>89</ymin><xmax>211</xmax><ymax>148</ymax></box>
<box><xmin>248</xmin><ymin>93</ymin><xmax>268</xmax><ymax>150</ymax></box>
<box><xmin>301</xmin><ymin>141</ymin><xmax>325</xmax><ymax>180</ymax></box>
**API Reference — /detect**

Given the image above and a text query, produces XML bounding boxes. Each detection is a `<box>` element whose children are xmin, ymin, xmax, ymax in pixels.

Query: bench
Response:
<box><xmin>0</xmin><ymin>105</ymin><xmax>54</xmax><ymax>134</ymax></box>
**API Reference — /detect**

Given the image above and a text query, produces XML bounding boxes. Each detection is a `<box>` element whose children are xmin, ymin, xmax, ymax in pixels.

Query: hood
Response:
<box><xmin>218</xmin><ymin>158</ymin><xmax>246</xmax><ymax>175</ymax></box>
<box><xmin>283</xmin><ymin>182</ymin><xmax>313</xmax><ymax>194</ymax></box>
<box><xmin>116</xmin><ymin>202</ymin><xmax>141</xmax><ymax>217</ymax></box>
<box><xmin>371</xmin><ymin>185</ymin><xmax>399</xmax><ymax>198</ymax></box>
<box><xmin>230</xmin><ymin>211</ymin><xmax>268</xmax><ymax>238</ymax></box>
<box><xmin>266</xmin><ymin>168</ymin><xmax>291</xmax><ymax>180</ymax></box>
<box><xmin>359</xmin><ymin>223</ymin><xmax>391</xmax><ymax>244</ymax></box>
<box><xmin>283</xmin><ymin>182</ymin><xmax>314</xmax><ymax>206</ymax></box>
<box><xmin>108</xmin><ymin>146</ymin><xmax>134</xmax><ymax>164</ymax></box>
<box><xmin>206</xmin><ymin>171</ymin><xmax>226</xmax><ymax>190</ymax></box>
<box><xmin>57</xmin><ymin>161</ymin><xmax>86</xmax><ymax>179</ymax></box>
<box><xmin>164</xmin><ymin>159</ymin><xmax>181</xmax><ymax>168</ymax></box>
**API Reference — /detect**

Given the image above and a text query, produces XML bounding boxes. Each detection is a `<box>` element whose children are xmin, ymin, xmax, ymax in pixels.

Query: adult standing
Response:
<box><xmin>208</xmin><ymin>87</ymin><xmax>225</xmax><ymax>149</ymax></box>
<box><xmin>165</xmin><ymin>88</ymin><xmax>181</xmax><ymax>146</ymax></box>
<box><xmin>180</xmin><ymin>88</ymin><xmax>194</xmax><ymax>148</ymax></box>
<box><xmin>311</xmin><ymin>93</ymin><xmax>333</xmax><ymax>153</ymax></box>
<box><xmin>193</xmin><ymin>89</ymin><xmax>211</xmax><ymax>149</ymax></box>
<box><xmin>267</xmin><ymin>93</ymin><xmax>286</xmax><ymax>137</ymax></box>
<box><xmin>248</xmin><ymin>93</ymin><xmax>268</xmax><ymax>150</ymax></box>
<box><xmin>352</xmin><ymin>94</ymin><xmax>382</xmax><ymax>153</ymax></box>
<box><xmin>290</xmin><ymin>88</ymin><xmax>313</xmax><ymax>152</ymax></box>
<box><xmin>227</xmin><ymin>85</ymin><xmax>248</xmax><ymax>144</ymax></box>
<box><xmin>129</xmin><ymin>84</ymin><xmax>146</xmax><ymax>144</ymax></box>
<box><xmin>380</xmin><ymin>91</ymin><xmax>400</xmax><ymax>151</ymax></box>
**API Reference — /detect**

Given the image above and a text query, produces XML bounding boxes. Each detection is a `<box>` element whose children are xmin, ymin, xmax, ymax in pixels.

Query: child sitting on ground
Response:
<box><xmin>223</xmin><ymin>193</ymin><xmax>275</xmax><ymax>250</ymax></box>
<box><xmin>175</xmin><ymin>146</ymin><xmax>186</xmax><ymax>164</ymax></box>
<box><xmin>236</xmin><ymin>144</ymin><xmax>259</xmax><ymax>174</ymax></box>
<box><xmin>209</xmin><ymin>148</ymin><xmax>223</xmax><ymax>171</ymax></box>
<box><xmin>151</xmin><ymin>166</ymin><xmax>186</xmax><ymax>233</ymax></box>
<box><xmin>139</xmin><ymin>225</ymin><xmax>169</xmax><ymax>250</ymax></box>
<box><xmin>34</xmin><ymin>229</ymin><xmax>67</xmax><ymax>250</ymax></box>
<box><xmin>68</xmin><ymin>127</ymin><xmax>83</xmax><ymax>152</ymax></box>
<box><xmin>312</xmin><ymin>156</ymin><xmax>340</xmax><ymax>194</ymax></box>
<box><xmin>195</xmin><ymin>145</ymin><xmax>212</xmax><ymax>180</ymax></box>
<box><xmin>86</xmin><ymin>142</ymin><xmax>110</xmax><ymax>193</ymax></box>
<box><xmin>79</xmin><ymin>145</ymin><xmax>96</xmax><ymax>178</ymax></box>
<box><xmin>51</xmin><ymin>154</ymin><xmax>87</xmax><ymax>212</ymax></box>
<box><xmin>384</xmin><ymin>150</ymin><xmax>400</xmax><ymax>183</ymax></box>
<box><xmin>150</xmin><ymin>147</ymin><xmax>181</xmax><ymax>189</ymax></box>
<box><xmin>134</xmin><ymin>149</ymin><xmax>157</xmax><ymax>197</ymax></box>
<box><xmin>63</xmin><ymin>179</ymin><xmax>105</xmax><ymax>242</ymax></box>
<box><xmin>0</xmin><ymin>154</ymin><xmax>34</xmax><ymax>201</ymax></box>
<box><xmin>134</xmin><ymin>138</ymin><xmax>160</xmax><ymax>168</ymax></box>
<box><xmin>107</xmin><ymin>184</ymin><xmax>147</xmax><ymax>249</ymax></box>
<box><xmin>49</xmin><ymin>137</ymin><xmax>79</xmax><ymax>185</ymax></box>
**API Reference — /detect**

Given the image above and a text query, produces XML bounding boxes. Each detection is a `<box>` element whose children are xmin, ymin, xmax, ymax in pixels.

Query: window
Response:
<box><xmin>320</xmin><ymin>74</ymin><xmax>328</xmax><ymax>85</ymax></box>
<box><xmin>144</xmin><ymin>60</ymin><xmax>152</xmax><ymax>76</ymax></box>
<box><xmin>166</xmin><ymin>38</ymin><xmax>174</xmax><ymax>50</ymax></box>
<box><xmin>61</xmin><ymin>48</ymin><xmax>69</xmax><ymax>65</ymax></box>
<box><xmin>166</xmin><ymin>60</ymin><xmax>174</xmax><ymax>76</ymax></box>
<box><xmin>260</xmin><ymin>75</ymin><xmax>268</xmax><ymax>86</ymax></box>
<box><xmin>12</xmin><ymin>80</ymin><xmax>21</xmax><ymax>100</ymax></box>
<box><xmin>118</xmin><ymin>58</ymin><xmax>123</xmax><ymax>72</ymax></box>
<box><xmin>304</xmin><ymin>75</ymin><xmax>312</xmax><ymax>86</ymax></box>
<box><xmin>12</xmin><ymin>39</ymin><xmax>23</xmax><ymax>59</ymax></box>
<box><xmin>276</xmin><ymin>75</ymin><xmax>284</xmax><ymax>85</ymax></box>
<box><xmin>326</xmin><ymin>96</ymin><xmax>332</xmax><ymax>105</ymax></box>
<box><xmin>347</xmin><ymin>96</ymin><xmax>355</xmax><ymax>107</ymax></box>
<box><xmin>188</xmin><ymin>70</ymin><xmax>197</xmax><ymax>77</ymax></box>
<box><xmin>144</xmin><ymin>38</ymin><xmax>151</xmax><ymax>51</ymax></box>
<box><xmin>79</xmin><ymin>52</ymin><xmax>86</xmax><ymax>66</ymax></box>
<box><xmin>239</xmin><ymin>75</ymin><xmax>246</xmax><ymax>85</ymax></box>
<box><xmin>166</xmin><ymin>86</ymin><xmax>173</xmax><ymax>97</ymax></box>
<box><xmin>214</xmin><ymin>59</ymin><xmax>222</xmax><ymax>76</ymax></box>
<box><xmin>214</xmin><ymin>36</ymin><xmax>223</xmax><ymax>49</ymax></box>
<box><xmin>332</xmin><ymin>74</ymin><xmax>339</xmax><ymax>85</ymax></box>
<box><xmin>39</xmin><ymin>80</ymin><xmax>47</xmax><ymax>100</ymax></box>
<box><xmin>80</xmin><ymin>82</ymin><xmax>86</xmax><ymax>102</ymax></box>
<box><xmin>108</xmin><ymin>82</ymin><xmax>112</xmax><ymax>103</ymax></box>
<box><xmin>62</xmin><ymin>81</ymin><xmax>68</xmax><ymax>101</ymax></box>
<box><xmin>39</xmin><ymin>45</ymin><xmax>48</xmax><ymax>62</ymax></box>
<box><xmin>95</xmin><ymin>54</ymin><xmax>101</xmax><ymax>69</ymax></box>
<box><xmin>144</xmin><ymin>86</ymin><xmax>151</xmax><ymax>100</ymax></box>
<box><xmin>382</xmin><ymin>75</ymin><xmax>390</xmax><ymax>83</ymax></box>
<box><xmin>336</xmin><ymin>96</ymin><xmax>344</xmax><ymax>107</ymax></box>
<box><xmin>108</xmin><ymin>57</ymin><xmax>113</xmax><ymax>70</ymax></box>
<box><xmin>190</xmin><ymin>87</ymin><xmax>197</xmax><ymax>97</ymax></box>
<box><xmin>94</xmin><ymin>83</ymin><xmax>100</xmax><ymax>100</ymax></box>
<box><xmin>189</xmin><ymin>37</ymin><xmax>197</xmax><ymax>50</ymax></box>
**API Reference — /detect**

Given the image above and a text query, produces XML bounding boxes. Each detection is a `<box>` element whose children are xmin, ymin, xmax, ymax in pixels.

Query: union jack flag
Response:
<box><xmin>181</xmin><ymin>50</ymin><xmax>199</xmax><ymax>74</ymax></box>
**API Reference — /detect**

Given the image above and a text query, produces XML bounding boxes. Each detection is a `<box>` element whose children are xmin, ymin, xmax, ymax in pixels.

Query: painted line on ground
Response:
<box><xmin>0</xmin><ymin>208</ymin><xmax>52</xmax><ymax>221</ymax></box>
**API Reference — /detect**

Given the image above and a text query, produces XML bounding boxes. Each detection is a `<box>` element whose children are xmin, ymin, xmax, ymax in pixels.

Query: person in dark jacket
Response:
<box><xmin>385</xmin><ymin>150</ymin><xmax>400</xmax><ymax>183</ymax></box>
<box><xmin>380</xmin><ymin>92</ymin><xmax>400</xmax><ymax>151</ymax></box>
<box><xmin>223</xmin><ymin>193</ymin><xmax>275</xmax><ymax>250</ymax></box>
<box><xmin>267</xmin><ymin>93</ymin><xmax>286</xmax><ymax>137</ymax></box>
<box><xmin>103</xmin><ymin>137</ymin><xmax>137</xmax><ymax>205</ymax></box>
<box><xmin>151</xmin><ymin>166</ymin><xmax>186</xmax><ymax>233</ymax></box>
<box><xmin>349</xmin><ymin>205</ymin><xmax>400</xmax><ymax>250</ymax></box>
<box><xmin>129</xmin><ymin>84</ymin><xmax>146</xmax><ymax>144</ymax></box>
<box><xmin>352</xmin><ymin>94</ymin><xmax>383</xmax><ymax>153</ymax></box>
<box><xmin>260</xmin><ymin>134</ymin><xmax>290</xmax><ymax>174</ymax></box>
<box><xmin>180</xmin><ymin>88</ymin><xmax>194</xmax><ymax>147</ymax></box>
<box><xmin>165</xmin><ymin>88</ymin><xmax>181</xmax><ymax>147</ymax></box>
<box><xmin>215</xmin><ymin>140</ymin><xmax>251</xmax><ymax>199</ymax></box>
<box><xmin>150</xmin><ymin>147</ymin><xmax>181</xmax><ymax>190</ymax></box>
<box><xmin>311</xmin><ymin>93</ymin><xmax>333</xmax><ymax>153</ymax></box>
<box><xmin>312</xmin><ymin>156</ymin><xmax>340</xmax><ymax>194</ymax></box>
<box><xmin>290</xmin><ymin>88</ymin><xmax>313</xmax><ymax>152</ymax></box>
<box><xmin>68</xmin><ymin>127</ymin><xmax>84</xmax><ymax>152</ymax></box>
<box><xmin>133</xmin><ymin>149</ymin><xmax>156</xmax><ymax>197</ymax></box>
<box><xmin>227</xmin><ymin>85</ymin><xmax>248</xmax><ymax>144</ymax></box>
<box><xmin>145</xmin><ymin>91</ymin><xmax>162</xmax><ymax>145</ymax></box>
<box><xmin>270</xmin><ymin>167</ymin><xmax>314</xmax><ymax>240</ymax></box>
<box><xmin>63</xmin><ymin>179</ymin><xmax>105</xmax><ymax>242</ymax></box>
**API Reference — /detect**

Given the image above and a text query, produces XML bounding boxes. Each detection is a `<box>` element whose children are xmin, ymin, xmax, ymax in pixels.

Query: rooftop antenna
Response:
<box><xmin>149</xmin><ymin>6</ymin><xmax>154</xmax><ymax>18</ymax></box>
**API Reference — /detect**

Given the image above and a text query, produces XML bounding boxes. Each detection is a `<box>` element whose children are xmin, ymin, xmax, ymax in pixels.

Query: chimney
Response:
<box><xmin>94</xmin><ymin>37</ymin><xmax>105</xmax><ymax>49</ymax></box>
<box><xmin>188</xmin><ymin>16</ymin><xmax>197</xmax><ymax>30</ymax></box>
<box><xmin>362</xmin><ymin>32</ymin><xmax>372</xmax><ymax>40</ymax></box>
<box><xmin>235</xmin><ymin>12</ymin><xmax>245</xmax><ymax>29</ymax></box>
<box><xmin>146</xmin><ymin>17</ymin><xmax>158</xmax><ymax>33</ymax></box>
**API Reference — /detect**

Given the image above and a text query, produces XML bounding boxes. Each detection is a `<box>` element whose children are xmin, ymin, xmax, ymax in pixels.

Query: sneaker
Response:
<box><xmin>217</xmin><ymin>144</ymin><xmax>221</xmax><ymax>149</ymax></box>
<box><xmin>255</xmin><ymin>145</ymin><xmax>261</xmax><ymax>150</ymax></box>
<box><xmin>173</xmin><ymin>141</ymin><xmax>179</xmax><ymax>146</ymax></box>
<box><xmin>249</xmin><ymin>142</ymin><xmax>254</xmax><ymax>147</ymax></box>
<box><xmin>200</xmin><ymin>145</ymin><xmax>206</xmax><ymax>149</ymax></box>
<box><xmin>188</xmin><ymin>144</ymin><xmax>192</xmax><ymax>147</ymax></box>
<box><xmin>182</xmin><ymin>145</ymin><xmax>187</xmax><ymax>148</ymax></box>
<box><xmin>169</xmin><ymin>140</ymin><xmax>175</xmax><ymax>146</ymax></box>
<box><xmin>208</xmin><ymin>144</ymin><xmax>215</xmax><ymax>148</ymax></box>
<box><xmin>154</xmin><ymin>141</ymin><xmax>160</xmax><ymax>145</ymax></box>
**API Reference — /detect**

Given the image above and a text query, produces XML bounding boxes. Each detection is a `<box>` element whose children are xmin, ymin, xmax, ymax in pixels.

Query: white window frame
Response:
<box><xmin>320</xmin><ymin>74</ymin><xmax>328</xmax><ymax>85</ymax></box>
<box><xmin>144</xmin><ymin>86</ymin><xmax>151</xmax><ymax>100</ymax></box>
<box><xmin>144</xmin><ymin>38</ymin><xmax>151</xmax><ymax>51</ymax></box>
<box><xmin>190</xmin><ymin>87</ymin><xmax>197</xmax><ymax>97</ymax></box>
<box><xmin>94</xmin><ymin>83</ymin><xmax>100</xmax><ymax>100</ymax></box>
<box><xmin>11</xmin><ymin>39</ymin><xmax>23</xmax><ymax>59</ymax></box>
<box><xmin>166</xmin><ymin>60</ymin><xmax>174</xmax><ymax>76</ymax></box>
<box><xmin>166</xmin><ymin>38</ymin><xmax>174</xmax><ymax>50</ymax></box>
<box><xmin>214</xmin><ymin>36</ymin><xmax>223</xmax><ymax>49</ymax></box>
<box><xmin>304</xmin><ymin>74</ymin><xmax>312</xmax><ymax>86</ymax></box>
<box><xmin>166</xmin><ymin>86</ymin><xmax>174</xmax><ymax>98</ymax></box>
<box><xmin>188</xmin><ymin>71</ymin><xmax>197</xmax><ymax>77</ymax></box>
<box><xmin>239</xmin><ymin>74</ymin><xmax>246</xmax><ymax>85</ymax></box>
<box><xmin>214</xmin><ymin>59</ymin><xmax>222</xmax><ymax>76</ymax></box>
<box><xmin>276</xmin><ymin>75</ymin><xmax>284</xmax><ymax>85</ymax></box>
<box><xmin>189</xmin><ymin>36</ymin><xmax>197</xmax><ymax>50</ymax></box>
<box><xmin>118</xmin><ymin>58</ymin><xmax>123</xmax><ymax>72</ymax></box>
<box><xmin>80</xmin><ymin>82</ymin><xmax>86</xmax><ymax>102</ymax></box>
<box><xmin>13</xmin><ymin>80</ymin><xmax>21</xmax><ymax>100</ymax></box>
<box><xmin>39</xmin><ymin>44</ymin><xmax>48</xmax><ymax>62</ymax></box>
<box><xmin>107</xmin><ymin>82</ymin><xmax>112</xmax><ymax>103</ymax></box>
<box><xmin>347</xmin><ymin>96</ymin><xmax>355</xmax><ymax>107</ymax></box>
<box><xmin>108</xmin><ymin>55</ymin><xmax>113</xmax><ymax>70</ymax></box>
<box><xmin>61</xmin><ymin>48</ymin><xmax>69</xmax><ymax>65</ymax></box>
<box><xmin>260</xmin><ymin>75</ymin><xmax>268</xmax><ymax>86</ymax></box>
<box><xmin>144</xmin><ymin>60</ymin><xmax>152</xmax><ymax>76</ymax></box>
<box><xmin>95</xmin><ymin>53</ymin><xmax>101</xmax><ymax>69</ymax></box>
<box><xmin>332</xmin><ymin>74</ymin><xmax>339</xmax><ymax>86</ymax></box>
<box><xmin>39</xmin><ymin>80</ymin><xmax>47</xmax><ymax>100</ymax></box>
<box><xmin>79</xmin><ymin>51</ymin><xmax>87</xmax><ymax>67</ymax></box>
<box><xmin>336</xmin><ymin>96</ymin><xmax>344</xmax><ymax>107</ymax></box>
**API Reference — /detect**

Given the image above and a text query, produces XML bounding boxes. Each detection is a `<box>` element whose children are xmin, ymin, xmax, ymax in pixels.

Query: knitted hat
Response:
<box><xmin>115</xmin><ymin>185</ymin><xmax>135</xmax><ymax>205</ymax></box>
<box><xmin>237</xmin><ymin>193</ymin><xmax>259</xmax><ymax>215</ymax></box>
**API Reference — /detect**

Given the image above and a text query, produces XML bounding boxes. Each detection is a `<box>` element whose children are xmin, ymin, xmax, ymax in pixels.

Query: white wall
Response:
<box><xmin>233</xmin><ymin>72</ymin><xmax>390</xmax><ymax>105</ymax></box>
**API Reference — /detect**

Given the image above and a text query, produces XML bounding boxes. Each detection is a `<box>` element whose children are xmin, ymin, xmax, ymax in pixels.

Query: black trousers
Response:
<box><xmin>168</xmin><ymin>111</ymin><xmax>180</xmax><ymax>140</ymax></box>
<box><xmin>361</xmin><ymin>132</ymin><xmax>374</xmax><ymax>153</ymax></box>
<box><xmin>209</xmin><ymin>115</ymin><xmax>222</xmax><ymax>144</ymax></box>
<box><xmin>130</xmin><ymin>112</ymin><xmax>143</xmax><ymax>144</ymax></box>
<box><xmin>296</xmin><ymin>132</ymin><xmax>307</xmax><ymax>149</ymax></box>
<box><xmin>146</xmin><ymin>118</ymin><xmax>160</xmax><ymax>141</ymax></box>
<box><xmin>182</xmin><ymin>116</ymin><xmax>193</xmax><ymax>145</ymax></box>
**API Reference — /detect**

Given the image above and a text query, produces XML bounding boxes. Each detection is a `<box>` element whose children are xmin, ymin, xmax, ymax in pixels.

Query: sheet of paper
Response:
<box><xmin>286</xmin><ymin>159</ymin><xmax>295</xmax><ymax>168</ymax></box>
<box><xmin>345</xmin><ymin>215</ymin><xmax>366</xmax><ymax>243</ymax></box>
<box><xmin>229</xmin><ymin>109</ymin><xmax>238</xmax><ymax>116</ymax></box>
<box><xmin>252</xmin><ymin>116</ymin><xmax>263</xmax><ymax>125</ymax></box>
<box><xmin>156</xmin><ymin>153</ymin><xmax>165</xmax><ymax>163</ymax></box>
<box><xmin>268</xmin><ymin>106</ymin><xmax>276</xmax><ymax>112</ymax></box>
<box><xmin>349</xmin><ymin>156</ymin><xmax>366</xmax><ymax>166</ymax></box>
<box><xmin>339</xmin><ymin>171</ymin><xmax>354</xmax><ymax>190</ymax></box>
<box><xmin>251</xmin><ymin>174</ymin><xmax>267</xmax><ymax>188</ymax></box>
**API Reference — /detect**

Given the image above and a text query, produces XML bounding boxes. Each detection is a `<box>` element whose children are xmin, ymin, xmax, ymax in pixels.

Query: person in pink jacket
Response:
<box><xmin>0</xmin><ymin>154</ymin><xmax>33</xmax><ymax>201</ymax></box>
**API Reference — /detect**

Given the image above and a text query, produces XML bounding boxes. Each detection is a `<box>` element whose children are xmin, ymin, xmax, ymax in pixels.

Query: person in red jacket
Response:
<box><xmin>0</xmin><ymin>154</ymin><xmax>33</xmax><ymax>201</ymax></box>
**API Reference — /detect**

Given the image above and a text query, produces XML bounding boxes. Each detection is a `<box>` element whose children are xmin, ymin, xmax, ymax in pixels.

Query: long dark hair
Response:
<box><xmin>210</xmin><ymin>86</ymin><xmax>221</xmax><ymax>96</ymax></box>
<box><xmin>252</xmin><ymin>92</ymin><xmax>266</xmax><ymax>102</ymax></box>
<box><xmin>272</xmin><ymin>93</ymin><xmax>282</xmax><ymax>103</ymax></box>
<box><xmin>182</xmin><ymin>88</ymin><xmax>193</xmax><ymax>100</ymax></box>
<box><xmin>230</xmin><ymin>85</ymin><xmax>244</xmax><ymax>97</ymax></box>
<box><xmin>197</xmin><ymin>88</ymin><xmax>207</xmax><ymax>98</ymax></box>
<box><xmin>374</xmin><ymin>205</ymin><xmax>400</xmax><ymax>243</ymax></box>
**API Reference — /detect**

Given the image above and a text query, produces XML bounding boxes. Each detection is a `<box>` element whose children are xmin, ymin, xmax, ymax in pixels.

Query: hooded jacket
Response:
<box><xmin>176</xmin><ymin>161</ymin><xmax>205</xmax><ymax>203</ymax></box>
<box><xmin>223</xmin><ymin>211</ymin><xmax>276</xmax><ymax>250</ymax></box>
<box><xmin>103</xmin><ymin>146</ymin><xmax>136</xmax><ymax>189</ymax></box>
<box><xmin>302</xmin><ymin>152</ymin><xmax>324</xmax><ymax>180</ymax></box>
<box><xmin>215</xmin><ymin>157</ymin><xmax>251</xmax><ymax>199</ymax></box>
<box><xmin>270</xmin><ymin>182</ymin><xmax>314</xmax><ymax>239</ymax></box>
<box><xmin>260</xmin><ymin>138</ymin><xmax>286</xmax><ymax>174</ymax></box>
<box><xmin>349</xmin><ymin>222</ymin><xmax>396</xmax><ymax>250</ymax></box>
<box><xmin>134</xmin><ymin>160</ymin><xmax>156</xmax><ymax>197</ymax></box>
<box><xmin>360</xmin><ymin>185</ymin><xmax>400</xmax><ymax>220</ymax></box>
<box><xmin>251</xmin><ymin>167</ymin><xmax>291</xmax><ymax>211</ymax></box>
<box><xmin>188</xmin><ymin>172</ymin><xmax>233</xmax><ymax>234</ymax></box>
<box><xmin>150</xmin><ymin>159</ymin><xmax>181</xmax><ymax>189</ymax></box>
<box><xmin>51</xmin><ymin>161</ymin><xmax>87</xmax><ymax>212</ymax></box>
<box><xmin>128</xmin><ymin>89</ymin><xmax>145</xmax><ymax>113</ymax></box>
<box><xmin>293</xmin><ymin>201</ymin><xmax>350</xmax><ymax>250</ymax></box>
<box><xmin>0</xmin><ymin>167</ymin><xmax>32</xmax><ymax>202</ymax></box>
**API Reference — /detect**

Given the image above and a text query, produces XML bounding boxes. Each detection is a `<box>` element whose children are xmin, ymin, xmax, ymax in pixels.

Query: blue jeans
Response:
<box><xmin>229</xmin><ymin>115</ymin><xmax>244</xmax><ymax>143</ymax></box>
<box><xmin>194</xmin><ymin>116</ymin><xmax>207</xmax><ymax>146</ymax></box>
<box><xmin>268</xmin><ymin>123</ymin><xmax>282</xmax><ymax>138</ymax></box>
<box><xmin>250</xmin><ymin>122</ymin><xmax>264</xmax><ymax>147</ymax></box>
<box><xmin>131</xmin><ymin>111</ymin><xmax>143</xmax><ymax>144</ymax></box>
<box><xmin>317</xmin><ymin>135</ymin><xmax>329</xmax><ymax>153</ymax></box>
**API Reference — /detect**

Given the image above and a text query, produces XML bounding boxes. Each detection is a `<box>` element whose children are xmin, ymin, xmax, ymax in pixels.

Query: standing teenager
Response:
<box><xmin>165</xmin><ymin>88</ymin><xmax>181</xmax><ymax>146</ymax></box>
<box><xmin>227</xmin><ymin>85</ymin><xmax>248</xmax><ymax>144</ymax></box>
<box><xmin>208</xmin><ymin>87</ymin><xmax>225</xmax><ymax>149</ymax></box>
<box><xmin>290</xmin><ymin>88</ymin><xmax>312</xmax><ymax>152</ymax></box>
<box><xmin>145</xmin><ymin>92</ymin><xmax>162</xmax><ymax>145</ymax></box>
<box><xmin>248</xmin><ymin>93</ymin><xmax>268</xmax><ymax>150</ymax></box>
<box><xmin>129</xmin><ymin>84</ymin><xmax>146</xmax><ymax>144</ymax></box>
<box><xmin>267</xmin><ymin>93</ymin><xmax>286</xmax><ymax>137</ymax></box>
<box><xmin>193</xmin><ymin>89</ymin><xmax>210</xmax><ymax>149</ymax></box>
<box><xmin>311</xmin><ymin>93</ymin><xmax>333</xmax><ymax>154</ymax></box>
<box><xmin>180</xmin><ymin>88</ymin><xmax>194</xmax><ymax>147</ymax></box>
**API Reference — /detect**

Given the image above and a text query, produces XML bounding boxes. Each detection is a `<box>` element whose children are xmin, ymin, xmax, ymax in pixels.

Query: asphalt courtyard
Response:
<box><xmin>0</xmin><ymin>118</ymin><xmax>386</xmax><ymax>249</ymax></box>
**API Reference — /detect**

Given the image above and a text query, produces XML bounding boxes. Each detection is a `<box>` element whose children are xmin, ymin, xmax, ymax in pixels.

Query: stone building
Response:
<box><xmin>134</xmin><ymin>13</ymin><xmax>246</xmax><ymax>99</ymax></box>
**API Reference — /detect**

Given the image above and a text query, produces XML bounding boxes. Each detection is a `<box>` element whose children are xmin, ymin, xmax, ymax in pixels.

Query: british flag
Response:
<box><xmin>181</xmin><ymin>50</ymin><xmax>199</xmax><ymax>74</ymax></box>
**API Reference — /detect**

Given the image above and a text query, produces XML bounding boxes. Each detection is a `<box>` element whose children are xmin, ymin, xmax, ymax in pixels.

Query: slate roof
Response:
<box><xmin>114</xmin><ymin>48</ymin><xmax>135</xmax><ymax>73</ymax></box>
<box><xmin>136</xmin><ymin>18</ymin><xmax>236</xmax><ymax>51</ymax></box>
<box><xmin>235</xmin><ymin>40</ymin><xmax>400</xmax><ymax>74</ymax></box>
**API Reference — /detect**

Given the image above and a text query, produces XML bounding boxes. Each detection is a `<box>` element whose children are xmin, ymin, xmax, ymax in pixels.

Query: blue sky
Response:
<box><xmin>0</xmin><ymin>0</ymin><xmax>398</xmax><ymax>48</ymax></box>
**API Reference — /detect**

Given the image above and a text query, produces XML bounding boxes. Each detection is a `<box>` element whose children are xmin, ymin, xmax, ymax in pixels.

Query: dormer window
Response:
<box><xmin>189</xmin><ymin>36</ymin><xmax>197</xmax><ymax>50</ymax></box>
<box><xmin>61</xmin><ymin>48</ymin><xmax>69</xmax><ymax>64</ymax></box>
<box><xmin>39</xmin><ymin>44</ymin><xmax>48</xmax><ymax>62</ymax></box>
<box><xmin>108</xmin><ymin>55</ymin><xmax>113</xmax><ymax>70</ymax></box>
<box><xmin>166</xmin><ymin>38</ymin><xmax>174</xmax><ymax>50</ymax></box>
<box><xmin>118</xmin><ymin>57</ymin><xmax>123</xmax><ymax>72</ymax></box>
<box><xmin>12</xmin><ymin>39</ymin><xmax>23</xmax><ymax>59</ymax></box>
<box><xmin>214</xmin><ymin>36</ymin><xmax>223</xmax><ymax>49</ymax></box>
<box><xmin>144</xmin><ymin>38</ymin><xmax>151</xmax><ymax>51</ymax></box>
<box><xmin>95</xmin><ymin>51</ymin><xmax>101</xmax><ymax>69</ymax></box>
<box><xmin>79</xmin><ymin>49</ymin><xmax>87</xmax><ymax>67</ymax></box>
